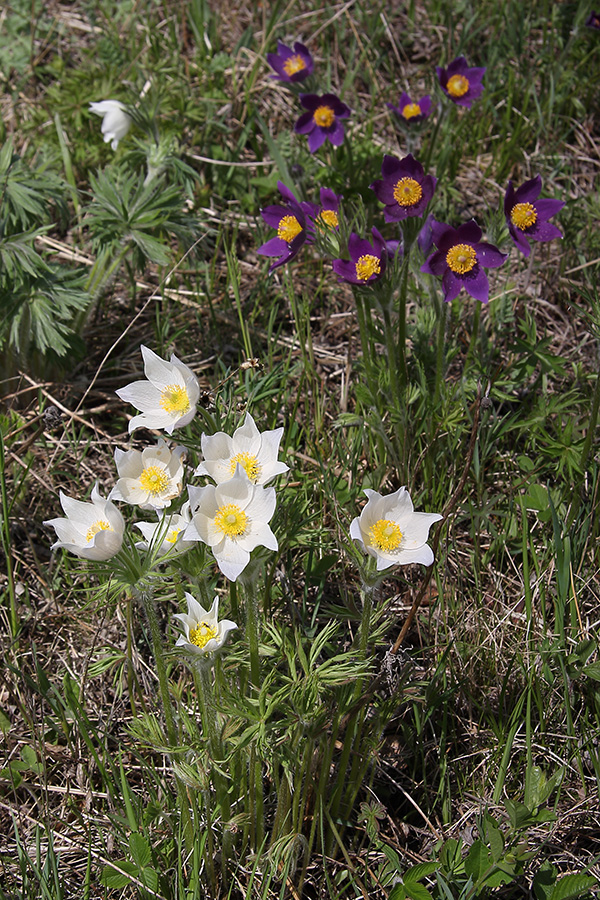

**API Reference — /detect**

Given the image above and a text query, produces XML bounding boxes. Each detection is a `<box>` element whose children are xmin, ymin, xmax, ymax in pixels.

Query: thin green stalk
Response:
<box><xmin>566</xmin><ymin>359</ymin><xmax>600</xmax><ymax>528</ymax></box>
<box><xmin>136</xmin><ymin>587</ymin><xmax>177</xmax><ymax>745</ymax></box>
<box><xmin>354</xmin><ymin>291</ymin><xmax>379</xmax><ymax>400</ymax></box>
<box><xmin>0</xmin><ymin>434</ymin><xmax>18</xmax><ymax>637</ymax></box>
<box><xmin>434</xmin><ymin>300</ymin><xmax>448</xmax><ymax>405</ymax></box>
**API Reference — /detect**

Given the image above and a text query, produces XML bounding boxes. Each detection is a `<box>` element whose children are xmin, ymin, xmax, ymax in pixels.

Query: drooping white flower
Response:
<box><xmin>183</xmin><ymin>467</ymin><xmax>278</xmax><ymax>581</ymax></box>
<box><xmin>89</xmin><ymin>100</ymin><xmax>131</xmax><ymax>150</ymax></box>
<box><xmin>350</xmin><ymin>487</ymin><xmax>442</xmax><ymax>570</ymax></box>
<box><xmin>44</xmin><ymin>483</ymin><xmax>125</xmax><ymax>561</ymax></box>
<box><xmin>195</xmin><ymin>412</ymin><xmax>289</xmax><ymax>485</ymax></box>
<box><xmin>174</xmin><ymin>593</ymin><xmax>237</xmax><ymax>658</ymax></box>
<box><xmin>109</xmin><ymin>439</ymin><xmax>185</xmax><ymax>510</ymax></box>
<box><xmin>134</xmin><ymin>501</ymin><xmax>194</xmax><ymax>555</ymax></box>
<box><xmin>116</xmin><ymin>345</ymin><xmax>200</xmax><ymax>434</ymax></box>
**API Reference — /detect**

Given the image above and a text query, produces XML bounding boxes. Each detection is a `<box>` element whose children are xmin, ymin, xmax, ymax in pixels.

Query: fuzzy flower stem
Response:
<box><xmin>434</xmin><ymin>301</ymin><xmax>448</xmax><ymax>405</ymax></box>
<box><xmin>354</xmin><ymin>291</ymin><xmax>379</xmax><ymax>401</ymax></box>
<box><xmin>566</xmin><ymin>343</ymin><xmax>600</xmax><ymax>529</ymax></box>
<box><xmin>241</xmin><ymin>573</ymin><xmax>264</xmax><ymax>849</ymax></box>
<box><xmin>136</xmin><ymin>586</ymin><xmax>177</xmax><ymax>745</ymax></box>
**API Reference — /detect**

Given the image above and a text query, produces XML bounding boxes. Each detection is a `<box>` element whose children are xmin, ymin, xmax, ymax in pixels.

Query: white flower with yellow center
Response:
<box><xmin>109</xmin><ymin>439</ymin><xmax>186</xmax><ymax>510</ymax></box>
<box><xmin>174</xmin><ymin>594</ymin><xmax>237</xmax><ymax>658</ymax></box>
<box><xmin>194</xmin><ymin>413</ymin><xmax>289</xmax><ymax>485</ymax></box>
<box><xmin>134</xmin><ymin>502</ymin><xmax>194</xmax><ymax>555</ymax></box>
<box><xmin>350</xmin><ymin>487</ymin><xmax>442</xmax><ymax>570</ymax></box>
<box><xmin>183</xmin><ymin>467</ymin><xmax>278</xmax><ymax>582</ymax></box>
<box><xmin>44</xmin><ymin>483</ymin><xmax>125</xmax><ymax>561</ymax></box>
<box><xmin>116</xmin><ymin>345</ymin><xmax>200</xmax><ymax>434</ymax></box>
<box><xmin>89</xmin><ymin>100</ymin><xmax>131</xmax><ymax>151</ymax></box>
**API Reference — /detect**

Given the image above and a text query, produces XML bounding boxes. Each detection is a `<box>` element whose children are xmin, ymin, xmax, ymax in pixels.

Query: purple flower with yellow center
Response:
<box><xmin>332</xmin><ymin>227</ymin><xmax>387</xmax><ymax>285</ymax></box>
<box><xmin>387</xmin><ymin>92</ymin><xmax>431</xmax><ymax>124</ymax></box>
<box><xmin>586</xmin><ymin>11</ymin><xmax>600</xmax><ymax>29</ymax></box>
<box><xmin>267</xmin><ymin>40</ymin><xmax>314</xmax><ymax>82</ymax></box>
<box><xmin>303</xmin><ymin>187</ymin><xmax>342</xmax><ymax>232</ymax></box>
<box><xmin>504</xmin><ymin>176</ymin><xmax>564</xmax><ymax>258</ymax></box>
<box><xmin>257</xmin><ymin>181</ymin><xmax>309</xmax><ymax>272</ymax></box>
<box><xmin>295</xmin><ymin>93</ymin><xmax>351</xmax><ymax>153</ymax></box>
<box><xmin>420</xmin><ymin>219</ymin><xmax>507</xmax><ymax>303</ymax></box>
<box><xmin>436</xmin><ymin>56</ymin><xmax>485</xmax><ymax>108</ymax></box>
<box><xmin>370</xmin><ymin>154</ymin><xmax>436</xmax><ymax>223</ymax></box>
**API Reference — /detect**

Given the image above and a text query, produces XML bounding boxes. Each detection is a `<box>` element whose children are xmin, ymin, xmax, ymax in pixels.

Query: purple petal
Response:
<box><xmin>534</xmin><ymin>198</ymin><xmax>565</xmax><ymax>221</ymax></box>
<box><xmin>464</xmin><ymin>267</ymin><xmax>490</xmax><ymax>303</ymax></box>
<box><xmin>421</xmin><ymin>250</ymin><xmax>447</xmax><ymax>276</ymax></box>
<box><xmin>299</xmin><ymin>94</ymin><xmax>320</xmax><ymax>111</ymax></box>
<box><xmin>456</xmin><ymin>220</ymin><xmax>483</xmax><ymax>243</ymax></box>
<box><xmin>332</xmin><ymin>259</ymin><xmax>360</xmax><ymax>283</ymax></box>
<box><xmin>476</xmin><ymin>243</ymin><xmax>507</xmax><ymax>268</ymax></box>
<box><xmin>257</xmin><ymin>237</ymin><xmax>288</xmax><ymax>257</ymax></box>
<box><xmin>509</xmin><ymin>225</ymin><xmax>531</xmax><ymax>257</ymax></box>
<box><xmin>261</xmin><ymin>205</ymin><xmax>287</xmax><ymax>228</ymax></box>
<box><xmin>514</xmin><ymin>175</ymin><xmax>542</xmax><ymax>204</ymax></box>
<box><xmin>307</xmin><ymin>128</ymin><xmax>327</xmax><ymax>152</ymax></box>
<box><xmin>295</xmin><ymin>111</ymin><xmax>315</xmax><ymax>134</ymax></box>
<box><xmin>529</xmin><ymin>222</ymin><xmax>563</xmax><ymax>242</ymax></box>
<box><xmin>328</xmin><ymin>120</ymin><xmax>345</xmax><ymax>146</ymax></box>
<box><xmin>442</xmin><ymin>270</ymin><xmax>463</xmax><ymax>302</ymax></box>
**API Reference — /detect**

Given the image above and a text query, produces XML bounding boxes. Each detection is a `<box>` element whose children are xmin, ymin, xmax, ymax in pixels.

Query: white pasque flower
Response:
<box><xmin>89</xmin><ymin>100</ymin><xmax>131</xmax><ymax>150</ymax></box>
<box><xmin>109</xmin><ymin>439</ymin><xmax>185</xmax><ymax>510</ymax></box>
<box><xmin>195</xmin><ymin>412</ymin><xmax>289</xmax><ymax>485</ymax></box>
<box><xmin>116</xmin><ymin>345</ymin><xmax>200</xmax><ymax>434</ymax></box>
<box><xmin>174</xmin><ymin>593</ymin><xmax>237</xmax><ymax>657</ymax></box>
<box><xmin>350</xmin><ymin>487</ymin><xmax>442</xmax><ymax>570</ymax></box>
<box><xmin>183</xmin><ymin>467</ymin><xmax>278</xmax><ymax>581</ymax></box>
<box><xmin>44</xmin><ymin>483</ymin><xmax>125</xmax><ymax>561</ymax></box>
<box><xmin>135</xmin><ymin>501</ymin><xmax>194</xmax><ymax>555</ymax></box>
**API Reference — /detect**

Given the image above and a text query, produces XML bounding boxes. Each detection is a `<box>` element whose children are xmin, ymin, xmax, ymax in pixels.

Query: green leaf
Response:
<box><xmin>388</xmin><ymin>885</ymin><xmax>406</xmax><ymax>900</ymax></box>
<box><xmin>533</xmin><ymin>862</ymin><xmax>557</xmax><ymax>900</ymax></box>
<box><xmin>101</xmin><ymin>860</ymin><xmax>138</xmax><ymax>888</ymax></box>
<box><xmin>405</xmin><ymin>883</ymin><xmax>434</xmax><ymax>900</ymax></box>
<box><xmin>404</xmin><ymin>862</ymin><xmax>439</xmax><ymax>883</ymax></box>
<box><xmin>465</xmin><ymin>841</ymin><xmax>491</xmax><ymax>882</ymax></box>
<box><xmin>583</xmin><ymin>661</ymin><xmax>600</xmax><ymax>683</ymax></box>
<box><xmin>550</xmin><ymin>873</ymin><xmax>598</xmax><ymax>900</ymax></box>
<box><xmin>129</xmin><ymin>833</ymin><xmax>151</xmax><ymax>869</ymax></box>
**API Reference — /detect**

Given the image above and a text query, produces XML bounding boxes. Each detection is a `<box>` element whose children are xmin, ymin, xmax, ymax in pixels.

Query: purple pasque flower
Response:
<box><xmin>585</xmin><ymin>11</ymin><xmax>600</xmax><ymax>29</ymax></box>
<box><xmin>370</xmin><ymin>154</ymin><xmax>436</xmax><ymax>223</ymax></box>
<box><xmin>267</xmin><ymin>40</ymin><xmax>313</xmax><ymax>82</ymax></box>
<box><xmin>303</xmin><ymin>187</ymin><xmax>342</xmax><ymax>231</ymax></box>
<box><xmin>332</xmin><ymin>227</ymin><xmax>387</xmax><ymax>285</ymax></box>
<box><xmin>257</xmin><ymin>181</ymin><xmax>310</xmax><ymax>272</ymax></box>
<box><xmin>436</xmin><ymin>56</ymin><xmax>486</xmax><ymax>108</ymax></box>
<box><xmin>420</xmin><ymin>219</ymin><xmax>507</xmax><ymax>303</ymax></box>
<box><xmin>504</xmin><ymin>176</ymin><xmax>564</xmax><ymax>258</ymax></box>
<box><xmin>387</xmin><ymin>92</ymin><xmax>431</xmax><ymax>124</ymax></box>
<box><xmin>295</xmin><ymin>93</ymin><xmax>351</xmax><ymax>153</ymax></box>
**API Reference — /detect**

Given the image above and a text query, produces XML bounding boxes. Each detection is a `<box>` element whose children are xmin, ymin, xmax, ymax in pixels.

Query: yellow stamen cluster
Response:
<box><xmin>277</xmin><ymin>215</ymin><xmax>302</xmax><ymax>243</ymax></box>
<box><xmin>229</xmin><ymin>451</ymin><xmax>261</xmax><ymax>482</ymax></box>
<box><xmin>447</xmin><ymin>74</ymin><xmax>469</xmax><ymax>97</ymax></box>
<box><xmin>446</xmin><ymin>243</ymin><xmax>477</xmax><ymax>274</ymax></box>
<box><xmin>283</xmin><ymin>54</ymin><xmax>306</xmax><ymax>76</ymax></box>
<box><xmin>160</xmin><ymin>384</ymin><xmax>190</xmax><ymax>415</ymax></box>
<box><xmin>510</xmin><ymin>202</ymin><xmax>537</xmax><ymax>231</ymax></box>
<box><xmin>214</xmin><ymin>503</ymin><xmax>248</xmax><ymax>538</ymax></box>
<box><xmin>318</xmin><ymin>209</ymin><xmax>339</xmax><ymax>229</ymax></box>
<box><xmin>402</xmin><ymin>102</ymin><xmax>421</xmax><ymax>120</ymax></box>
<box><xmin>166</xmin><ymin>528</ymin><xmax>181</xmax><ymax>544</ymax></box>
<box><xmin>368</xmin><ymin>518</ymin><xmax>403</xmax><ymax>552</ymax></box>
<box><xmin>393</xmin><ymin>177</ymin><xmax>423</xmax><ymax>207</ymax></box>
<box><xmin>189</xmin><ymin>621</ymin><xmax>218</xmax><ymax>649</ymax></box>
<box><xmin>139</xmin><ymin>465</ymin><xmax>170</xmax><ymax>495</ymax></box>
<box><xmin>355</xmin><ymin>254</ymin><xmax>381</xmax><ymax>281</ymax></box>
<box><xmin>313</xmin><ymin>105</ymin><xmax>335</xmax><ymax>128</ymax></box>
<box><xmin>86</xmin><ymin>520</ymin><xmax>111</xmax><ymax>543</ymax></box>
